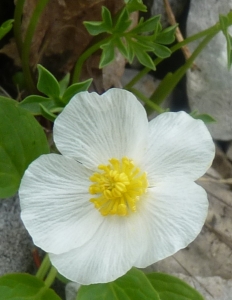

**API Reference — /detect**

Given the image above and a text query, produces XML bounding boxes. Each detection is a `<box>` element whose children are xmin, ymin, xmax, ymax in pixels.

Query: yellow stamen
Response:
<box><xmin>89</xmin><ymin>157</ymin><xmax>148</xmax><ymax>217</ymax></box>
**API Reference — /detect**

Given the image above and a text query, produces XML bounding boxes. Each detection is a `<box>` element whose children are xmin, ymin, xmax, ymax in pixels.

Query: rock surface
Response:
<box><xmin>0</xmin><ymin>194</ymin><xmax>34</xmax><ymax>276</ymax></box>
<box><xmin>186</xmin><ymin>0</ymin><xmax>232</xmax><ymax>140</ymax></box>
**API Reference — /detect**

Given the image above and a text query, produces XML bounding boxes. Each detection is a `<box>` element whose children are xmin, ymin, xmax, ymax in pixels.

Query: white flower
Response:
<box><xmin>19</xmin><ymin>88</ymin><xmax>215</xmax><ymax>285</ymax></box>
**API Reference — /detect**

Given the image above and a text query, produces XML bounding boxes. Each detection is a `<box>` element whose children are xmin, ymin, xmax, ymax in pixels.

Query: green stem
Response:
<box><xmin>13</xmin><ymin>0</ymin><xmax>25</xmax><ymax>56</ymax></box>
<box><xmin>44</xmin><ymin>266</ymin><xmax>57</xmax><ymax>288</ymax></box>
<box><xmin>21</xmin><ymin>0</ymin><xmax>50</xmax><ymax>93</ymax></box>
<box><xmin>124</xmin><ymin>23</ymin><xmax>221</xmax><ymax>90</ymax></box>
<box><xmin>128</xmin><ymin>87</ymin><xmax>166</xmax><ymax>114</ymax></box>
<box><xmin>71</xmin><ymin>37</ymin><xmax>111</xmax><ymax>84</ymax></box>
<box><xmin>36</xmin><ymin>253</ymin><xmax>51</xmax><ymax>280</ymax></box>
<box><xmin>144</xmin><ymin>31</ymin><xmax>216</xmax><ymax>114</ymax></box>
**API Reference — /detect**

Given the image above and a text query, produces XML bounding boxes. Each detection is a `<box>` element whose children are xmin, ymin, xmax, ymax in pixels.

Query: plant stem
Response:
<box><xmin>21</xmin><ymin>0</ymin><xmax>50</xmax><ymax>93</ymax></box>
<box><xmin>128</xmin><ymin>87</ymin><xmax>166</xmax><ymax>113</ymax></box>
<box><xmin>71</xmin><ymin>37</ymin><xmax>110</xmax><ymax>84</ymax></box>
<box><xmin>44</xmin><ymin>266</ymin><xmax>57</xmax><ymax>288</ymax></box>
<box><xmin>144</xmin><ymin>31</ymin><xmax>216</xmax><ymax>114</ymax></box>
<box><xmin>13</xmin><ymin>0</ymin><xmax>25</xmax><ymax>56</ymax></box>
<box><xmin>124</xmin><ymin>23</ymin><xmax>221</xmax><ymax>90</ymax></box>
<box><xmin>36</xmin><ymin>253</ymin><xmax>51</xmax><ymax>280</ymax></box>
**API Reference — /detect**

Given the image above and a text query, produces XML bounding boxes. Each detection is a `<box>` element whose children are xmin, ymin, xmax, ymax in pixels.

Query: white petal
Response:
<box><xmin>54</xmin><ymin>89</ymin><xmax>148</xmax><ymax>169</ymax></box>
<box><xmin>132</xmin><ymin>180</ymin><xmax>208</xmax><ymax>267</ymax></box>
<box><xmin>141</xmin><ymin>111</ymin><xmax>215</xmax><ymax>183</ymax></box>
<box><xmin>49</xmin><ymin>213</ymin><xmax>149</xmax><ymax>284</ymax></box>
<box><xmin>19</xmin><ymin>154</ymin><xmax>104</xmax><ymax>254</ymax></box>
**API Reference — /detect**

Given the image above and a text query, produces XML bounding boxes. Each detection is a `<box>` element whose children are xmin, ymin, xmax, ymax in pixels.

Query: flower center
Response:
<box><xmin>89</xmin><ymin>157</ymin><xmax>148</xmax><ymax>217</ymax></box>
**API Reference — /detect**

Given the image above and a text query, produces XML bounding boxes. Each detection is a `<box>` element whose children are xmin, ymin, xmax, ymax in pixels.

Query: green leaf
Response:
<box><xmin>84</xmin><ymin>7</ymin><xmax>113</xmax><ymax>35</ymax></box>
<box><xmin>113</xmin><ymin>8</ymin><xmax>131</xmax><ymax>33</ymax></box>
<box><xmin>133</xmin><ymin>15</ymin><xmax>161</xmax><ymax>34</ymax></box>
<box><xmin>77</xmin><ymin>268</ymin><xmax>160</xmax><ymax>300</ymax></box>
<box><xmin>37</xmin><ymin>64</ymin><xmax>60</xmax><ymax>100</ymax></box>
<box><xmin>132</xmin><ymin>41</ymin><xmax>155</xmax><ymax>69</ymax></box>
<box><xmin>146</xmin><ymin>273</ymin><xmax>204</xmax><ymax>300</ymax></box>
<box><xmin>190</xmin><ymin>110</ymin><xmax>216</xmax><ymax>123</ymax></box>
<box><xmin>40</xmin><ymin>104</ymin><xmax>57</xmax><ymax>122</ymax></box>
<box><xmin>19</xmin><ymin>95</ymin><xmax>55</xmax><ymax>115</ymax></box>
<box><xmin>102</xmin><ymin>6</ymin><xmax>113</xmax><ymax>30</ymax></box>
<box><xmin>62</xmin><ymin>79</ymin><xmax>92</xmax><ymax>104</ymax></box>
<box><xmin>155</xmin><ymin>25</ymin><xmax>177</xmax><ymax>44</ymax></box>
<box><xmin>0</xmin><ymin>97</ymin><xmax>49</xmax><ymax>198</ymax></box>
<box><xmin>0</xmin><ymin>273</ymin><xmax>61</xmax><ymax>300</ymax></box>
<box><xmin>59</xmin><ymin>73</ymin><xmax>70</xmax><ymax>96</ymax></box>
<box><xmin>100</xmin><ymin>41</ymin><xmax>115</xmax><ymax>68</ymax></box>
<box><xmin>153</xmin><ymin>44</ymin><xmax>171</xmax><ymax>58</ymax></box>
<box><xmin>125</xmin><ymin>0</ymin><xmax>147</xmax><ymax>13</ymax></box>
<box><xmin>0</xmin><ymin>19</ymin><xmax>14</xmax><ymax>40</ymax></box>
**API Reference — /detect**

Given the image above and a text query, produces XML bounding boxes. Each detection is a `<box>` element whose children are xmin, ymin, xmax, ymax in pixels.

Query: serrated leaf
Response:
<box><xmin>0</xmin><ymin>273</ymin><xmax>61</xmax><ymax>300</ymax></box>
<box><xmin>62</xmin><ymin>79</ymin><xmax>92</xmax><ymax>104</ymax></box>
<box><xmin>37</xmin><ymin>65</ymin><xmax>60</xmax><ymax>100</ymax></box>
<box><xmin>100</xmin><ymin>41</ymin><xmax>115</xmax><ymax>68</ymax></box>
<box><xmin>0</xmin><ymin>19</ymin><xmax>14</xmax><ymax>40</ymax></box>
<box><xmin>77</xmin><ymin>268</ymin><xmax>160</xmax><ymax>300</ymax></box>
<box><xmin>0</xmin><ymin>97</ymin><xmax>49</xmax><ymax>198</ymax></box>
<box><xmin>59</xmin><ymin>73</ymin><xmax>70</xmax><ymax>96</ymax></box>
<box><xmin>155</xmin><ymin>25</ymin><xmax>177</xmax><ymax>44</ymax></box>
<box><xmin>153</xmin><ymin>43</ymin><xmax>171</xmax><ymax>58</ymax></box>
<box><xmin>146</xmin><ymin>273</ymin><xmax>204</xmax><ymax>300</ymax></box>
<box><xmin>19</xmin><ymin>95</ymin><xmax>55</xmax><ymax>115</ymax></box>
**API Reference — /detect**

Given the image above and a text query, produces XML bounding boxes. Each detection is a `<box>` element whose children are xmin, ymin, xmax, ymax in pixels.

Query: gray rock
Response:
<box><xmin>144</xmin><ymin>0</ymin><xmax>188</xmax><ymax>27</ymax></box>
<box><xmin>186</xmin><ymin>0</ymin><xmax>232</xmax><ymax>140</ymax></box>
<box><xmin>0</xmin><ymin>194</ymin><xmax>34</xmax><ymax>276</ymax></box>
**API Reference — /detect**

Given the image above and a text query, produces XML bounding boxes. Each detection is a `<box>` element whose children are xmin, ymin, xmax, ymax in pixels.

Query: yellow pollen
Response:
<box><xmin>89</xmin><ymin>157</ymin><xmax>148</xmax><ymax>217</ymax></box>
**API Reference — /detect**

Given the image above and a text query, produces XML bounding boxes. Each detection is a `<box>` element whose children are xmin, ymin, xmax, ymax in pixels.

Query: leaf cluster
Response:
<box><xmin>0</xmin><ymin>269</ymin><xmax>204</xmax><ymax>300</ymax></box>
<box><xmin>84</xmin><ymin>0</ymin><xmax>177</xmax><ymax>69</ymax></box>
<box><xmin>19</xmin><ymin>65</ymin><xmax>92</xmax><ymax>121</ymax></box>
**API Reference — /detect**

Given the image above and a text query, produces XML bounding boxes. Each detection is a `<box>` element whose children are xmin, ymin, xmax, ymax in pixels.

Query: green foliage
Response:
<box><xmin>0</xmin><ymin>19</ymin><xmax>14</xmax><ymax>40</ymax></box>
<box><xmin>19</xmin><ymin>65</ymin><xmax>92</xmax><ymax>119</ymax></box>
<box><xmin>0</xmin><ymin>273</ymin><xmax>61</xmax><ymax>300</ymax></box>
<box><xmin>77</xmin><ymin>268</ymin><xmax>160</xmax><ymax>300</ymax></box>
<box><xmin>146</xmin><ymin>273</ymin><xmax>204</xmax><ymax>300</ymax></box>
<box><xmin>190</xmin><ymin>110</ymin><xmax>216</xmax><ymax>123</ymax></box>
<box><xmin>219</xmin><ymin>13</ymin><xmax>232</xmax><ymax>68</ymax></box>
<box><xmin>0</xmin><ymin>97</ymin><xmax>49</xmax><ymax>198</ymax></box>
<box><xmin>84</xmin><ymin>0</ymin><xmax>176</xmax><ymax>69</ymax></box>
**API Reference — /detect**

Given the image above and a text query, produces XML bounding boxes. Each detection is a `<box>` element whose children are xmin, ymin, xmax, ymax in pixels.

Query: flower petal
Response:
<box><xmin>19</xmin><ymin>154</ymin><xmax>104</xmax><ymax>254</ymax></box>
<box><xmin>49</xmin><ymin>212</ymin><xmax>150</xmax><ymax>284</ymax></box>
<box><xmin>54</xmin><ymin>89</ymin><xmax>148</xmax><ymax>169</ymax></box>
<box><xmin>132</xmin><ymin>180</ymin><xmax>208</xmax><ymax>267</ymax></box>
<box><xmin>141</xmin><ymin>111</ymin><xmax>215</xmax><ymax>183</ymax></box>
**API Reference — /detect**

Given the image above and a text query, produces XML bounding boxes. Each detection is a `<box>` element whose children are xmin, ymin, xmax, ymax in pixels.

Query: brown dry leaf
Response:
<box><xmin>19</xmin><ymin>0</ymin><xmax>126</xmax><ymax>89</ymax></box>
